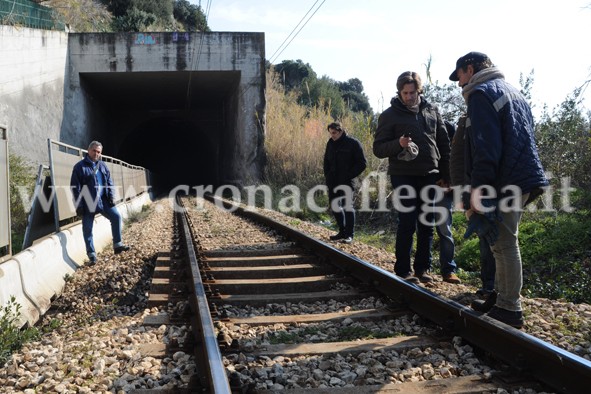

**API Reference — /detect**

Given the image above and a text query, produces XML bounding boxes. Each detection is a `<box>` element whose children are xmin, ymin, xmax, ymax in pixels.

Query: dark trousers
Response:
<box><xmin>479</xmin><ymin>236</ymin><xmax>496</xmax><ymax>291</ymax></box>
<box><xmin>435</xmin><ymin>191</ymin><xmax>458</xmax><ymax>275</ymax></box>
<box><xmin>390</xmin><ymin>173</ymin><xmax>439</xmax><ymax>276</ymax></box>
<box><xmin>328</xmin><ymin>184</ymin><xmax>355</xmax><ymax>237</ymax></box>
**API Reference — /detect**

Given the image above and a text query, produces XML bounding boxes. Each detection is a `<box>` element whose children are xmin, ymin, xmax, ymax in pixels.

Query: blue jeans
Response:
<box><xmin>435</xmin><ymin>191</ymin><xmax>458</xmax><ymax>275</ymax></box>
<box><xmin>390</xmin><ymin>173</ymin><xmax>439</xmax><ymax>276</ymax></box>
<box><xmin>82</xmin><ymin>200</ymin><xmax>123</xmax><ymax>259</ymax></box>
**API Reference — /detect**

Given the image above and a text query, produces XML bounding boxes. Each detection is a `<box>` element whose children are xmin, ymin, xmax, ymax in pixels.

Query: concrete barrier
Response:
<box><xmin>0</xmin><ymin>193</ymin><xmax>151</xmax><ymax>327</ymax></box>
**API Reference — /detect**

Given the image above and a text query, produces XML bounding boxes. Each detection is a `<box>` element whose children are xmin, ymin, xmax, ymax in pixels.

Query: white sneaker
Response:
<box><xmin>341</xmin><ymin>236</ymin><xmax>353</xmax><ymax>244</ymax></box>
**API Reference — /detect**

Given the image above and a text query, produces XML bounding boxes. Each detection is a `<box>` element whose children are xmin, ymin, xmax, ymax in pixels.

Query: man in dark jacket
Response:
<box><xmin>450</xmin><ymin>52</ymin><xmax>548</xmax><ymax>328</ymax></box>
<box><xmin>70</xmin><ymin>141</ymin><xmax>130</xmax><ymax>265</ymax></box>
<box><xmin>324</xmin><ymin>122</ymin><xmax>367</xmax><ymax>244</ymax></box>
<box><xmin>373</xmin><ymin>71</ymin><xmax>451</xmax><ymax>284</ymax></box>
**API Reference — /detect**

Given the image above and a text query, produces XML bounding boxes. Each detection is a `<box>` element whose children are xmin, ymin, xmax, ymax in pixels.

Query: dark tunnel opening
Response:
<box><xmin>117</xmin><ymin>117</ymin><xmax>217</xmax><ymax>197</ymax></box>
<box><xmin>78</xmin><ymin>70</ymin><xmax>243</xmax><ymax>197</ymax></box>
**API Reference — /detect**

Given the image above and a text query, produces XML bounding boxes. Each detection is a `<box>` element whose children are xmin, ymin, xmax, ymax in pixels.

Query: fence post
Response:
<box><xmin>0</xmin><ymin>125</ymin><xmax>11</xmax><ymax>261</ymax></box>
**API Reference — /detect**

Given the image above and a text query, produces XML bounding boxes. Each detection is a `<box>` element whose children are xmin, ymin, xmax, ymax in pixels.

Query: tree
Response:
<box><xmin>273</xmin><ymin>61</ymin><xmax>373</xmax><ymax>117</ymax></box>
<box><xmin>535</xmin><ymin>88</ymin><xmax>591</xmax><ymax>194</ymax></box>
<box><xmin>338</xmin><ymin>78</ymin><xmax>372</xmax><ymax>114</ymax></box>
<box><xmin>273</xmin><ymin>60</ymin><xmax>317</xmax><ymax>92</ymax></box>
<box><xmin>338</xmin><ymin>78</ymin><xmax>364</xmax><ymax>94</ymax></box>
<box><xmin>304</xmin><ymin>76</ymin><xmax>346</xmax><ymax>119</ymax></box>
<box><xmin>112</xmin><ymin>7</ymin><xmax>157</xmax><ymax>32</ymax></box>
<box><xmin>101</xmin><ymin>0</ymin><xmax>209</xmax><ymax>32</ymax></box>
<box><xmin>99</xmin><ymin>0</ymin><xmax>131</xmax><ymax>17</ymax></box>
<box><xmin>100</xmin><ymin>0</ymin><xmax>172</xmax><ymax>21</ymax></box>
<box><xmin>173</xmin><ymin>0</ymin><xmax>210</xmax><ymax>31</ymax></box>
<box><xmin>422</xmin><ymin>82</ymin><xmax>465</xmax><ymax>123</ymax></box>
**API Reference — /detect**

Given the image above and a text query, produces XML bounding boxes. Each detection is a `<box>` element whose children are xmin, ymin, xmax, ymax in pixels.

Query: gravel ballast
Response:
<box><xmin>0</xmin><ymin>197</ymin><xmax>589</xmax><ymax>393</ymax></box>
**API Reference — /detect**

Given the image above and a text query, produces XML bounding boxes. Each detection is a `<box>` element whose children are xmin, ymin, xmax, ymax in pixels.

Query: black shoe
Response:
<box><xmin>476</xmin><ymin>288</ymin><xmax>495</xmax><ymax>298</ymax></box>
<box><xmin>471</xmin><ymin>291</ymin><xmax>497</xmax><ymax>312</ymax></box>
<box><xmin>485</xmin><ymin>305</ymin><xmax>524</xmax><ymax>328</ymax></box>
<box><xmin>87</xmin><ymin>255</ymin><xmax>97</xmax><ymax>266</ymax></box>
<box><xmin>114</xmin><ymin>245</ymin><xmax>130</xmax><ymax>254</ymax></box>
<box><xmin>415</xmin><ymin>272</ymin><xmax>433</xmax><ymax>283</ymax></box>
<box><xmin>329</xmin><ymin>232</ymin><xmax>346</xmax><ymax>241</ymax></box>
<box><xmin>399</xmin><ymin>273</ymin><xmax>420</xmax><ymax>284</ymax></box>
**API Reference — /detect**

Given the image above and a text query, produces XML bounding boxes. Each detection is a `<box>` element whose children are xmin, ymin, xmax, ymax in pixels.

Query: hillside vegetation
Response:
<box><xmin>43</xmin><ymin>0</ymin><xmax>209</xmax><ymax>32</ymax></box>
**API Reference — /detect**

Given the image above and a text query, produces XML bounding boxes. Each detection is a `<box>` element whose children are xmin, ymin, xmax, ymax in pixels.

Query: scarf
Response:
<box><xmin>403</xmin><ymin>95</ymin><xmax>421</xmax><ymax>113</ymax></box>
<box><xmin>461</xmin><ymin>66</ymin><xmax>505</xmax><ymax>102</ymax></box>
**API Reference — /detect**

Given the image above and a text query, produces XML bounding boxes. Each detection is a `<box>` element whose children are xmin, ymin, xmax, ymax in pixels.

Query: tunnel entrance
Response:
<box><xmin>117</xmin><ymin>117</ymin><xmax>216</xmax><ymax>196</ymax></box>
<box><xmin>78</xmin><ymin>70</ymin><xmax>242</xmax><ymax>196</ymax></box>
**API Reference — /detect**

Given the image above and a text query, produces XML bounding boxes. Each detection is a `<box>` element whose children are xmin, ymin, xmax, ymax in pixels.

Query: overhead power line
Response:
<box><xmin>186</xmin><ymin>0</ymin><xmax>212</xmax><ymax>109</ymax></box>
<box><xmin>268</xmin><ymin>0</ymin><xmax>326</xmax><ymax>65</ymax></box>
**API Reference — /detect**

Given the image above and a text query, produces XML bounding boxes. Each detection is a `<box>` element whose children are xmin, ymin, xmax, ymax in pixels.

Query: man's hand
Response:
<box><xmin>107</xmin><ymin>196</ymin><xmax>115</xmax><ymax>207</ymax></box>
<box><xmin>399</xmin><ymin>134</ymin><xmax>412</xmax><ymax>148</ymax></box>
<box><xmin>435</xmin><ymin>179</ymin><xmax>449</xmax><ymax>189</ymax></box>
<box><xmin>464</xmin><ymin>212</ymin><xmax>499</xmax><ymax>246</ymax></box>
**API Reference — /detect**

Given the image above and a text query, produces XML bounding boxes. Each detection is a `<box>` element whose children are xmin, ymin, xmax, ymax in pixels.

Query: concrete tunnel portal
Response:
<box><xmin>80</xmin><ymin>70</ymin><xmax>240</xmax><ymax>196</ymax></box>
<box><xmin>63</xmin><ymin>32</ymin><xmax>267</xmax><ymax>197</ymax></box>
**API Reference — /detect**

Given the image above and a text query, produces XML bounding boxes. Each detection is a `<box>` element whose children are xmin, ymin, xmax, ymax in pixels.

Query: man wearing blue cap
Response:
<box><xmin>449</xmin><ymin>52</ymin><xmax>548</xmax><ymax>328</ymax></box>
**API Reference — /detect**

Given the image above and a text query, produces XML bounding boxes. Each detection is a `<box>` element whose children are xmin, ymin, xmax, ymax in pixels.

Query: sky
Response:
<box><xmin>192</xmin><ymin>0</ymin><xmax>591</xmax><ymax>118</ymax></box>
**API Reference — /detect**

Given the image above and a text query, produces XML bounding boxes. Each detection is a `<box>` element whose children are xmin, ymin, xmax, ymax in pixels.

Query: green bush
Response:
<box><xmin>8</xmin><ymin>154</ymin><xmax>36</xmax><ymax>254</ymax></box>
<box><xmin>519</xmin><ymin>211</ymin><xmax>591</xmax><ymax>302</ymax></box>
<box><xmin>0</xmin><ymin>297</ymin><xmax>40</xmax><ymax>366</ymax></box>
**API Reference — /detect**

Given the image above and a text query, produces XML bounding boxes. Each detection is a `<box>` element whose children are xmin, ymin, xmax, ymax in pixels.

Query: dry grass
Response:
<box><xmin>263</xmin><ymin>69</ymin><xmax>383</xmax><ymax>198</ymax></box>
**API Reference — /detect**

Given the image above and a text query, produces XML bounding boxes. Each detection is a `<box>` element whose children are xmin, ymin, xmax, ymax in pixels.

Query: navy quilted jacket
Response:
<box><xmin>70</xmin><ymin>155</ymin><xmax>116</xmax><ymax>213</ymax></box>
<box><xmin>465</xmin><ymin>78</ymin><xmax>548</xmax><ymax>197</ymax></box>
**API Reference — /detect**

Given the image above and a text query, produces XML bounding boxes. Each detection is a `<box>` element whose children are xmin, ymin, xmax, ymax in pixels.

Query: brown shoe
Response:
<box><xmin>415</xmin><ymin>272</ymin><xmax>433</xmax><ymax>283</ymax></box>
<box><xmin>443</xmin><ymin>273</ymin><xmax>462</xmax><ymax>284</ymax></box>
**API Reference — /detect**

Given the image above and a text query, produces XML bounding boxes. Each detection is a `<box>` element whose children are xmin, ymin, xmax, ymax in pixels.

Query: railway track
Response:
<box><xmin>145</xmin><ymin>195</ymin><xmax>591</xmax><ymax>393</ymax></box>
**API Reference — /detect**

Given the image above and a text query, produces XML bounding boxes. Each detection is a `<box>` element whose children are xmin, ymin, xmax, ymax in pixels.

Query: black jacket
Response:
<box><xmin>373</xmin><ymin>96</ymin><xmax>450</xmax><ymax>182</ymax></box>
<box><xmin>323</xmin><ymin>133</ymin><xmax>367</xmax><ymax>187</ymax></box>
<box><xmin>449</xmin><ymin>114</ymin><xmax>467</xmax><ymax>187</ymax></box>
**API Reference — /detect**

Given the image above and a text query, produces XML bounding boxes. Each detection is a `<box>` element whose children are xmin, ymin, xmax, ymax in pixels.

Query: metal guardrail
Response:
<box><xmin>0</xmin><ymin>125</ymin><xmax>10</xmax><ymax>260</ymax></box>
<box><xmin>47</xmin><ymin>139</ymin><xmax>150</xmax><ymax>232</ymax></box>
<box><xmin>0</xmin><ymin>0</ymin><xmax>65</xmax><ymax>30</ymax></box>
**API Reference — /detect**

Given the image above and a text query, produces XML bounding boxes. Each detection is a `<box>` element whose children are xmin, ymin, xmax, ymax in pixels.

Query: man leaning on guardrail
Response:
<box><xmin>70</xmin><ymin>141</ymin><xmax>130</xmax><ymax>265</ymax></box>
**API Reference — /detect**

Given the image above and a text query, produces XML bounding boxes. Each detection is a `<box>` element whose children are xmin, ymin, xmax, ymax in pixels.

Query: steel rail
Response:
<box><xmin>176</xmin><ymin>196</ymin><xmax>231</xmax><ymax>393</ymax></box>
<box><xmin>205</xmin><ymin>193</ymin><xmax>591</xmax><ymax>394</ymax></box>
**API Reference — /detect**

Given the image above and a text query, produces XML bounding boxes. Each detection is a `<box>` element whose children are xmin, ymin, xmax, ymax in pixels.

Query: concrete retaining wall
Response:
<box><xmin>0</xmin><ymin>193</ymin><xmax>151</xmax><ymax>327</ymax></box>
<box><xmin>0</xmin><ymin>25</ymin><xmax>68</xmax><ymax>166</ymax></box>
